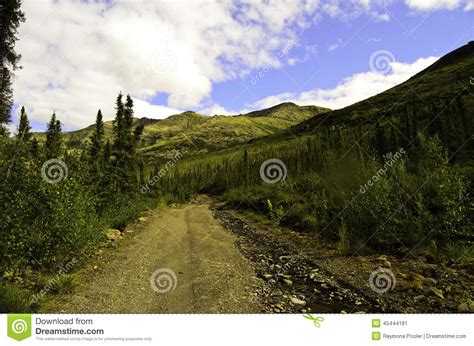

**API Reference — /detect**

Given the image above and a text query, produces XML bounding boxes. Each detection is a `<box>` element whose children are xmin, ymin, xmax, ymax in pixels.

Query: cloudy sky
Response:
<box><xmin>10</xmin><ymin>0</ymin><xmax>474</xmax><ymax>131</ymax></box>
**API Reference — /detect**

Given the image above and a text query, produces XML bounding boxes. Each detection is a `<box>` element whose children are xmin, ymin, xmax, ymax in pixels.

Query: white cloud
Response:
<box><xmin>132</xmin><ymin>98</ymin><xmax>180</xmax><ymax>120</ymax></box>
<box><xmin>328</xmin><ymin>39</ymin><xmax>343</xmax><ymax>52</ymax></box>
<box><xmin>321</xmin><ymin>0</ymin><xmax>393</xmax><ymax>20</ymax></box>
<box><xmin>198</xmin><ymin>103</ymin><xmax>236</xmax><ymax>116</ymax></box>
<box><xmin>465</xmin><ymin>0</ymin><xmax>474</xmax><ymax>11</ymax></box>
<box><xmin>14</xmin><ymin>0</ymin><xmax>324</xmax><ymax>128</ymax></box>
<box><xmin>13</xmin><ymin>0</ymin><xmax>400</xmax><ymax>129</ymax></box>
<box><xmin>404</xmin><ymin>0</ymin><xmax>461</xmax><ymax>11</ymax></box>
<box><xmin>249</xmin><ymin>56</ymin><xmax>439</xmax><ymax>110</ymax></box>
<box><xmin>5</xmin><ymin>122</ymin><xmax>17</xmax><ymax>136</ymax></box>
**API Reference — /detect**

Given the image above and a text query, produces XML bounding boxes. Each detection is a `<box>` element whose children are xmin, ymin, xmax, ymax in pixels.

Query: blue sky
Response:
<box><xmin>10</xmin><ymin>0</ymin><xmax>474</xmax><ymax>132</ymax></box>
<box><xmin>209</xmin><ymin>5</ymin><xmax>473</xmax><ymax>113</ymax></box>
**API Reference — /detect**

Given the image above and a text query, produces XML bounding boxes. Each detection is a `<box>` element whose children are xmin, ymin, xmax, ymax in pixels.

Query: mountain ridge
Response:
<box><xmin>32</xmin><ymin>102</ymin><xmax>330</xmax><ymax>160</ymax></box>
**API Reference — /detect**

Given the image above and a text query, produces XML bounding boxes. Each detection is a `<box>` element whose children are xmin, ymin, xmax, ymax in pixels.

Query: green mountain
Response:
<box><xmin>159</xmin><ymin>39</ymin><xmax>474</xmax><ymax>199</ymax></box>
<box><xmin>33</xmin><ymin>102</ymin><xmax>329</xmax><ymax>160</ymax></box>
<box><xmin>293</xmin><ymin>41</ymin><xmax>474</xmax><ymax>161</ymax></box>
<box><xmin>155</xmin><ymin>41</ymin><xmax>473</xmax><ymax>258</ymax></box>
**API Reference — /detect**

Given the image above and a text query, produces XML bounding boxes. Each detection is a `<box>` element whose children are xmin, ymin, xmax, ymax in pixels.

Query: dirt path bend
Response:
<box><xmin>42</xmin><ymin>196</ymin><xmax>262</xmax><ymax>313</ymax></box>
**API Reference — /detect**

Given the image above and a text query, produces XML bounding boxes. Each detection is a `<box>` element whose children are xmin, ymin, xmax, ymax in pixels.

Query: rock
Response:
<box><xmin>320</xmin><ymin>283</ymin><xmax>329</xmax><ymax>289</ymax></box>
<box><xmin>408</xmin><ymin>272</ymin><xmax>425</xmax><ymax>281</ymax></box>
<box><xmin>283</xmin><ymin>279</ymin><xmax>293</xmax><ymax>286</ymax></box>
<box><xmin>376</xmin><ymin>255</ymin><xmax>388</xmax><ymax>261</ymax></box>
<box><xmin>382</xmin><ymin>260</ymin><xmax>392</xmax><ymax>268</ymax></box>
<box><xmin>138</xmin><ymin>217</ymin><xmax>147</xmax><ymax>222</ymax></box>
<box><xmin>263</xmin><ymin>274</ymin><xmax>273</xmax><ymax>280</ymax></box>
<box><xmin>429</xmin><ymin>287</ymin><xmax>444</xmax><ymax>299</ymax></box>
<box><xmin>290</xmin><ymin>297</ymin><xmax>306</xmax><ymax>306</ymax></box>
<box><xmin>423</xmin><ymin>278</ymin><xmax>437</xmax><ymax>287</ymax></box>
<box><xmin>457</xmin><ymin>301</ymin><xmax>474</xmax><ymax>313</ymax></box>
<box><xmin>106</xmin><ymin>229</ymin><xmax>121</xmax><ymax>241</ymax></box>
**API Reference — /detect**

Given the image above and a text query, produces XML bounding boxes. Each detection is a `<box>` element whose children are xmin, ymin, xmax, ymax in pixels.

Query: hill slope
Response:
<box><xmin>33</xmin><ymin>103</ymin><xmax>329</xmax><ymax>160</ymax></box>
<box><xmin>294</xmin><ymin>41</ymin><xmax>474</xmax><ymax>161</ymax></box>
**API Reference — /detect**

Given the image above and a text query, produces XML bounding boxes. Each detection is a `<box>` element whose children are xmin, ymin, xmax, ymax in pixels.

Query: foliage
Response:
<box><xmin>0</xmin><ymin>95</ymin><xmax>155</xmax><ymax>311</ymax></box>
<box><xmin>0</xmin><ymin>0</ymin><xmax>25</xmax><ymax>131</ymax></box>
<box><xmin>17</xmin><ymin>106</ymin><xmax>31</xmax><ymax>141</ymax></box>
<box><xmin>44</xmin><ymin>112</ymin><xmax>62</xmax><ymax>159</ymax></box>
<box><xmin>0</xmin><ymin>280</ymin><xmax>38</xmax><ymax>313</ymax></box>
<box><xmin>160</xmin><ymin>126</ymin><xmax>472</xmax><ymax>256</ymax></box>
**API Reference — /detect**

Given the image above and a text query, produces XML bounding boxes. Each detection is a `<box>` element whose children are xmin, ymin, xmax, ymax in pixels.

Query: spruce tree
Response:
<box><xmin>17</xmin><ymin>106</ymin><xmax>31</xmax><ymax>141</ymax></box>
<box><xmin>0</xmin><ymin>0</ymin><xmax>25</xmax><ymax>132</ymax></box>
<box><xmin>89</xmin><ymin>109</ymin><xmax>104</xmax><ymax>159</ymax></box>
<box><xmin>45</xmin><ymin>112</ymin><xmax>62</xmax><ymax>159</ymax></box>
<box><xmin>103</xmin><ymin>139</ymin><xmax>111</xmax><ymax>161</ymax></box>
<box><xmin>113</xmin><ymin>92</ymin><xmax>124</xmax><ymax>151</ymax></box>
<box><xmin>124</xmin><ymin>95</ymin><xmax>134</xmax><ymax>150</ymax></box>
<box><xmin>30</xmin><ymin>137</ymin><xmax>40</xmax><ymax>158</ymax></box>
<box><xmin>110</xmin><ymin>92</ymin><xmax>144</xmax><ymax>192</ymax></box>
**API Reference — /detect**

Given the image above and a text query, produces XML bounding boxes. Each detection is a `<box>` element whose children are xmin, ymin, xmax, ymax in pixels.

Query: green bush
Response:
<box><xmin>0</xmin><ymin>280</ymin><xmax>38</xmax><ymax>313</ymax></box>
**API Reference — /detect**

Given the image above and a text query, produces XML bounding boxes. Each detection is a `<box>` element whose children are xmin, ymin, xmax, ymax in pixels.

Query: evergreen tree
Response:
<box><xmin>113</xmin><ymin>92</ymin><xmax>125</xmax><ymax>151</ymax></box>
<box><xmin>17</xmin><ymin>106</ymin><xmax>31</xmax><ymax>141</ymax></box>
<box><xmin>89</xmin><ymin>109</ymin><xmax>104</xmax><ymax>159</ymax></box>
<box><xmin>124</xmin><ymin>94</ymin><xmax>134</xmax><ymax>150</ymax></box>
<box><xmin>103</xmin><ymin>139</ymin><xmax>111</xmax><ymax>161</ymax></box>
<box><xmin>0</xmin><ymin>0</ymin><xmax>25</xmax><ymax>132</ymax></box>
<box><xmin>45</xmin><ymin>112</ymin><xmax>62</xmax><ymax>159</ymax></box>
<box><xmin>133</xmin><ymin>123</ymin><xmax>144</xmax><ymax>147</ymax></box>
<box><xmin>30</xmin><ymin>137</ymin><xmax>40</xmax><ymax>158</ymax></box>
<box><xmin>110</xmin><ymin>92</ymin><xmax>144</xmax><ymax>192</ymax></box>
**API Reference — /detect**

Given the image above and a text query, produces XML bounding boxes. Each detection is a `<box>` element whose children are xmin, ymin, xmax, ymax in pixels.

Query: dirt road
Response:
<box><xmin>43</xmin><ymin>196</ymin><xmax>470</xmax><ymax>313</ymax></box>
<box><xmin>42</xmin><ymin>196</ymin><xmax>262</xmax><ymax>313</ymax></box>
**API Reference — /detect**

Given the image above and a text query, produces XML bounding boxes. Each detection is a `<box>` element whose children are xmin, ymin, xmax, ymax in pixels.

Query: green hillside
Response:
<box><xmin>294</xmin><ymin>41</ymin><xmax>474</xmax><ymax>162</ymax></box>
<box><xmin>32</xmin><ymin>102</ymin><xmax>329</xmax><ymax>160</ymax></box>
<box><xmin>155</xmin><ymin>41</ymin><xmax>473</xmax><ymax>257</ymax></box>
